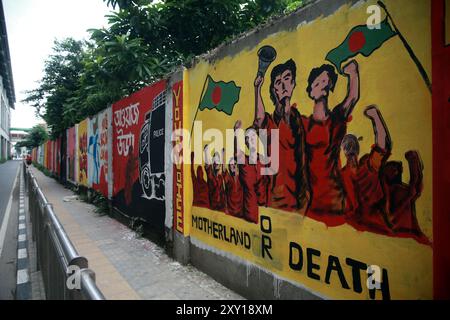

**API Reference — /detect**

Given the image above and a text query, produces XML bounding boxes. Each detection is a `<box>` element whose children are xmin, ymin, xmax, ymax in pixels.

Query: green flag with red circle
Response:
<box><xmin>198</xmin><ymin>75</ymin><xmax>241</xmax><ymax>116</ymax></box>
<box><xmin>326</xmin><ymin>19</ymin><xmax>397</xmax><ymax>73</ymax></box>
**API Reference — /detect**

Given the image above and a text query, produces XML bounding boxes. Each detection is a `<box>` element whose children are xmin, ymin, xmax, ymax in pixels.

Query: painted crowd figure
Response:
<box><xmin>303</xmin><ymin>60</ymin><xmax>360</xmax><ymax>219</ymax></box>
<box><xmin>223</xmin><ymin>157</ymin><xmax>244</xmax><ymax>218</ymax></box>
<box><xmin>191</xmin><ymin>151</ymin><xmax>209</xmax><ymax>207</ymax></box>
<box><xmin>341</xmin><ymin>105</ymin><xmax>427</xmax><ymax>242</ymax></box>
<box><xmin>235</xmin><ymin>121</ymin><xmax>267</xmax><ymax>223</ymax></box>
<box><xmin>204</xmin><ymin>145</ymin><xmax>226</xmax><ymax>211</ymax></box>
<box><xmin>382</xmin><ymin>150</ymin><xmax>426</xmax><ymax>239</ymax></box>
<box><xmin>341</xmin><ymin>105</ymin><xmax>392</xmax><ymax>231</ymax></box>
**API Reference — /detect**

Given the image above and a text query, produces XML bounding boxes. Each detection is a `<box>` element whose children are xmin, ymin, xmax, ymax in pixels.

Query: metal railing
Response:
<box><xmin>24</xmin><ymin>162</ymin><xmax>105</xmax><ymax>300</ymax></box>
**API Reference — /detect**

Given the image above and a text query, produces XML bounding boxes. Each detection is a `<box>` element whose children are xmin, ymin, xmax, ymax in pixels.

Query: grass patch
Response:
<box><xmin>129</xmin><ymin>217</ymin><xmax>144</xmax><ymax>238</ymax></box>
<box><xmin>91</xmin><ymin>192</ymin><xmax>110</xmax><ymax>216</ymax></box>
<box><xmin>33</xmin><ymin>162</ymin><xmax>52</xmax><ymax>177</ymax></box>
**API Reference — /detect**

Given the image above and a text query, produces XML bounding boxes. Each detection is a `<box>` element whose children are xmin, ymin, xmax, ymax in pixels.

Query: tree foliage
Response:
<box><xmin>23</xmin><ymin>39</ymin><xmax>86</xmax><ymax>137</ymax></box>
<box><xmin>24</xmin><ymin>0</ymin><xmax>309</xmax><ymax>137</ymax></box>
<box><xmin>16</xmin><ymin>125</ymin><xmax>49</xmax><ymax>149</ymax></box>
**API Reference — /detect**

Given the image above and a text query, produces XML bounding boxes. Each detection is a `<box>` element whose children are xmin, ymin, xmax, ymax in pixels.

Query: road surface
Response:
<box><xmin>0</xmin><ymin>160</ymin><xmax>21</xmax><ymax>299</ymax></box>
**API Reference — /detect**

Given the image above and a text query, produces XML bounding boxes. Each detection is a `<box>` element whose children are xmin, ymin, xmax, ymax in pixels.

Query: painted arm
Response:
<box><xmin>364</xmin><ymin>105</ymin><xmax>392</xmax><ymax>152</ymax></box>
<box><xmin>204</xmin><ymin>144</ymin><xmax>210</xmax><ymax>165</ymax></box>
<box><xmin>253</xmin><ymin>75</ymin><xmax>266</xmax><ymax>128</ymax></box>
<box><xmin>203</xmin><ymin>144</ymin><xmax>214</xmax><ymax>181</ymax></box>
<box><xmin>190</xmin><ymin>152</ymin><xmax>196</xmax><ymax>180</ymax></box>
<box><xmin>340</xmin><ymin>60</ymin><xmax>360</xmax><ymax>119</ymax></box>
<box><xmin>221</xmin><ymin>148</ymin><xmax>226</xmax><ymax>174</ymax></box>
<box><xmin>405</xmin><ymin>150</ymin><xmax>423</xmax><ymax>201</ymax></box>
<box><xmin>234</xmin><ymin>120</ymin><xmax>245</xmax><ymax>164</ymax></box>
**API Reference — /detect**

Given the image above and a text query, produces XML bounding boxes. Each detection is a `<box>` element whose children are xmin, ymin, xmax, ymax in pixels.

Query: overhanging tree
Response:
<box><xmin>15</xmin><ymin>124</ymin><xmax>49</xmax><ymax>150</ymax></box>
<box><xmin>24</xmin><ymin>0</ymin><xmax>310</xmax><ymax>137</ymax></box>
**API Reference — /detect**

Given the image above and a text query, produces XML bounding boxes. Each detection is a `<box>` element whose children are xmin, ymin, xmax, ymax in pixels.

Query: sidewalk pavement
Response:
<box><xmin>29</xmin><ymin>167</ymin><xmax>243</xmax><ymax>300</ymax></box>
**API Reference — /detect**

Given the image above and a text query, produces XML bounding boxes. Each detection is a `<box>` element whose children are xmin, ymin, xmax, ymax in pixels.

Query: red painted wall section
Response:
<box><xmin>432</xmin><ymin>0</ymin><xmax>450</xmax><ymax>299</ymax></box>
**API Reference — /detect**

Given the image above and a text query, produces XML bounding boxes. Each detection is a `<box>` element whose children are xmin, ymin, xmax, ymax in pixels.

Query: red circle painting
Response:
<box><xmin>212</xmin><ymin>86</ymin><xmax>222</xmax><ymax>105</ymax></box>
<box><xmin>348</xmin><ymin>31</ymin><xmax>366</xmax><ymax>53</ymax></box>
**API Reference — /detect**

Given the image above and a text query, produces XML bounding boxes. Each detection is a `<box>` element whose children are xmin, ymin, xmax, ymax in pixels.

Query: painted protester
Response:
<box><xmin>341</xmin><ymin>105</ymin><xmax>392</xmax><ymax>231</ymax></box>
<box><xmin>302</xmin><ymin>60</ymin><xmax>360</xmax><ymax>221</ymax></box>
<box><xmin>190</xmin><ymin>151</ymin><xmax>209</xmax><ymax>207</ymax></box>
<box><xmin>382</xmin><ymin>150</ymin><xmax>427</xmax><ymax>242</ymax></box>
<box><xmin>341</xmin><ymin>105</ymin><xmax>428</xmax><ymax>243</ymax></box>
<box><xmin>234</xmin><ymin>120</ymin><xmax>263</xmax><ymax>224</ymax></box>
<box><xmin>222</xmin><ymin>148</ymin><xmax>244</xmax><ymax>218</ymax></box>
<box><xmin>204</xmin><ymin>144</ymin><xmax>226</xmax><ymax>211</ymax></box>
<box><xmin>253</xmin><ymin>59</ymin><xmax>310</xmax><ymax>212</ymax></box>
<box><xmin>88</xmin><ymin>115</ymin><xmax>101</xmax><ymax>186</ymax></box>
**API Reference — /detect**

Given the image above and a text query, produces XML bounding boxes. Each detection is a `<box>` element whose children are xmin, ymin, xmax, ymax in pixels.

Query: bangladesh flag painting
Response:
<box><xmin>198</xmin><ymin>75</ymin><xmax>241</xmax><ymax>116</ymax></box>
<box><xmin>326</xmin><ymin>19</ymin><xmax>397</xmax><ymax>73</ymax></box>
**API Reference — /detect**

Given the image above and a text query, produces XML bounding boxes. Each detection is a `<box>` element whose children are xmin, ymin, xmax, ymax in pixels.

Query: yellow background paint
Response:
<box><xmin>183</xmin><ymin>0</ymin><xmax>432</xmax><ymax>299</ymax></box>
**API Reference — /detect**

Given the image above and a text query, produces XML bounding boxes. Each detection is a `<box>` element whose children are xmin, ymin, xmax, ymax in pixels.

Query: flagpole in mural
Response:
<box><xmin>377</xmin><ymin>1</ymin><xmax>432</xmax><ymax>93</ymax></box>
<box><xmin>189</xmin><ymin>77</ymin><xmax>209</xmax><ymax>139</ymax></box>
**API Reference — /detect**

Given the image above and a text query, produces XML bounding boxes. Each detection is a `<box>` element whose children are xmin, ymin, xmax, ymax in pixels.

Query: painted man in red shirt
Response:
<box><xmin>204</xmin><ymin>144</ymin><xmax>226</xmax><ymax>211</ymax></box>
<box><xmin>191</xmin><ymin>151</ymin><xmax>209</xmax><ymax>207</ymax></box>
<box><xmin>222</xmin><ymin>147</ymin><xmax>244</xmax><ymax>218</ymax></box>
<box><xmin>303</xmin><ymin>60</ymin><xmax>360</xmax><ymax>221</ymax></box>
<box><xmin>253</xmin><ymin>59</ymin><xmax>309</xmax><ymax>212</ymax></box>
<box><xmin>341</xmin><ymin>105</ymin><xmax>392</xmax><ymax>232</ymax></box>
<box><xmin>382</xmin><ymin>150</ymin><xmax>428</xmax><ymax>242</ymax></box>
<box><xmin>234</xmin><ymin>120</ymin><xmax>262</xmax><ymax>223</ymax></box>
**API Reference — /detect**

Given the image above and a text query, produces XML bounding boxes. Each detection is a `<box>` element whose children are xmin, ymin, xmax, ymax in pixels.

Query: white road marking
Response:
<box><xmin>19</xmin><ymin>224</ymin><xmax>26</xmax><ymax>230</ymax></box>
<box><xmin>18</xmin><ymin>234</ymin><xmax>26</xmax><ymax>242</ymax></box>
<box><xmin>18</xmin><ymin>248</ymin><xmax>27</xmax><ymax>259</ymax></box>
<box><xmin>17</xmin><ymin>269</ymin><xmax>29</xmax><ymax>285</ymax></box>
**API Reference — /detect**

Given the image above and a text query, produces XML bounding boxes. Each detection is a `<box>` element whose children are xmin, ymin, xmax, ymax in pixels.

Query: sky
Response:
<box><xmin>3</xmin><ymin>0</ymin><xmax>113</xmax><ymax>129</ymax></box>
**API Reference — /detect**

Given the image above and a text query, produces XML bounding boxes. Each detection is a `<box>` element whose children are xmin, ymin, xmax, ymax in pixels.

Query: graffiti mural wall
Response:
<box><xmin>88</xmin><ymin>108</ymin><xmax>111</xmax><ymax>197</ymax></box>
<box><xmin>67</xmin><ymin>126</ymin><xmax>77</xmax><ymax>183</ymax></box>
<box><xmin>55</xmin><ymin>138</ymin><xmax>61</xmax><ymax>176</ymax></box>
<box><xmin>38</xmin><ymin>145</ymin><xmax>43</xmax><ymax>165</ymax></box>
<box><xmin>77</xmin><ymin>119</ymin><xmax>88</xmax><ymax>186</ymax></box>
<box><xmin>182</xmin><ymin>0</ymin><xmax>433</xmax><ymax>299</ymax></box>
<box><xmin>112</xmin><ymin>81</ymin><xmax>167</xmax><ymax>234</ymax></box>
<box><xmin>88</xmin><ymin>114</ymin><xmax>100</xmax><ymax>188</ymax></box>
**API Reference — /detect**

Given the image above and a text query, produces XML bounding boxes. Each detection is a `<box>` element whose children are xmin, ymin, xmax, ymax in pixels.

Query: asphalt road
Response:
<box><xmin>0</xmin><ymin>160</ymin><xmax>20</xmax><ymax>299</ymax></box>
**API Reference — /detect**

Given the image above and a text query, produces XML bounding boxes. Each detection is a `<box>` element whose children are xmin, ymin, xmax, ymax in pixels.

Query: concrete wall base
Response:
<box><xmin>189</xmin><ymin>239</ymin><xmax>324</xmax><ymax>300</ymax></box>
<box><xmin>172</xmin><ymin>231</ymin><xmax>191</xmax><ymax>265</ymax></box>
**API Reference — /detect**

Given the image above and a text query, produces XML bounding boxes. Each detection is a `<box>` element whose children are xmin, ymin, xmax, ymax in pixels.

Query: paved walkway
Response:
<box><xmin>29</xmin><ymin>167</ymin><xmax>243</xmax><ymax>300</ymax></box>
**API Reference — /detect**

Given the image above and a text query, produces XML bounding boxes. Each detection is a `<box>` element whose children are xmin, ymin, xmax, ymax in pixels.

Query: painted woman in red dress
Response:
<box><xmin>303</xmin><ymin>60</ymin><xmax>360</xmax><ymax>222</ymax></box>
